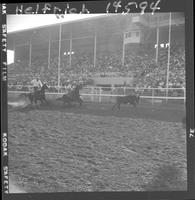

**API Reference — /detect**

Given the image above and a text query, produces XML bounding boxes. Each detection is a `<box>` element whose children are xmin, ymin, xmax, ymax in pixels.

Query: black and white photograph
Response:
<box><xmin>6</xmin><ymin>12</ymin><xmax>188</xmax><ymax>193</ymax></box>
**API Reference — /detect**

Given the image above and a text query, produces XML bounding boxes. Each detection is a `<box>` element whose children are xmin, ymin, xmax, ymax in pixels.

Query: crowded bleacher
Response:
<box><xmin>8</xmin><ymin>41</ymin><xmax>185</xmax><ymax>93</ymax></box>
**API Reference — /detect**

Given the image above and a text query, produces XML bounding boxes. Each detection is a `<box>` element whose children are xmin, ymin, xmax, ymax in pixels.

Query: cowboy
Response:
<box><xmin>31</xmin><ymin>77</ymin><xmax>43</xmax><ymax>95</ymax></box>
<box><xmin>66</xmin><ymin>81</ymin><xmax>72</xmax><ymax>92</ymax></box>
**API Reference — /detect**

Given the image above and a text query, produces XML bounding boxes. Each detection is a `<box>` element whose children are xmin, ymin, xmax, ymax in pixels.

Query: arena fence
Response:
<box><xmin>8</xmin><ymin>85</ymin><xmax>186</xmax><ymax>105</ymax></box>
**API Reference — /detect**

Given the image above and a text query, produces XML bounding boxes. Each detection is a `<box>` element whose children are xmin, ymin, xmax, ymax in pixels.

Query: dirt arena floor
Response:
<box><xmin>8</xmin><ymin>98</ymin><xmax>187</xmax><ymax>192</ymax></box>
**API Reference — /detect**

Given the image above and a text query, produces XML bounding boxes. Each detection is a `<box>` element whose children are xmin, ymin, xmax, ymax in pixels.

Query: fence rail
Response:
<box><xmin>8</xmin><ymin>85</ymin><xmax>186</xmax><ymax>104</ymax></box>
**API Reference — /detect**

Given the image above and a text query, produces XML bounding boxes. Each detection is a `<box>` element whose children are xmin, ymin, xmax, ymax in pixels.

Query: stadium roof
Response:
<box><xmin>7</xmin><ymin>14</ymin><xmax>130</xmax><ymax>46</ymax></box>
<box><xmin>7</xmin><ymin>13</ymin><xmax>184</xmax><ymax>48</ymax></box>
<box><xmin>7</xmin><ymin>14</ymin><xmax>108</xmax><ymax>33</ymax></box>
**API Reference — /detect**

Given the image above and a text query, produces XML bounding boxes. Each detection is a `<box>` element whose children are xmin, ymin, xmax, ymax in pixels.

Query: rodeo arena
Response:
<box><xmin>7</xmin><ymin>13</ymin><xmax>187</xmax><ymax>192</ymax></box>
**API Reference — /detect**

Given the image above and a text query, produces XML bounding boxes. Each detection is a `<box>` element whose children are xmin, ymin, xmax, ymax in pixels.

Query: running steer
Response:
<box><xmin>112</xmin><ymin>94</ymin><xmax>140</xmax><ymax>110</ymax></box>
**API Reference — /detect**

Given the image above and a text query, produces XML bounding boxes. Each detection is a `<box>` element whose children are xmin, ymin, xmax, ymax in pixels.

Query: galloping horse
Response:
<box><xmin>19</xmin><ymin>83</ymin><xmax>49</xmax><ymax>105</ymax></box>
<box><xmin>56</xmin><ymin>84</ymin><xmax>83</xmax><ymax>106</ymax></box>
<box><xmin>19</xmin><ymin>93</ymin><xmax>34</xmax><ymax>104</ymax></box>
<box><xmin>112</xmin><ymin>94</ymin><xmax>140</xmax><ymax>110</ymax></box>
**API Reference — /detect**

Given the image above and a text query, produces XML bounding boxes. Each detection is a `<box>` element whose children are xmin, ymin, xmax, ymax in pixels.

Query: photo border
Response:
<box><xmin>1</xmin><ymin>0</ymin><xmax>194</xmax><ymax>199</ymax></box>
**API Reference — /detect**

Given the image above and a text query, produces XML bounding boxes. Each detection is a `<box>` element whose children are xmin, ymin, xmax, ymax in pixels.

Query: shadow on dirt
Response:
<box><xmin>141</xmin><ymin>164</ymin><xmax>187</xmax><ymax>191</ymax></box>
<box><xmin>8</xmin><ymin>100</ymin><xmax>185</xmax><ymax>123</ymax></box>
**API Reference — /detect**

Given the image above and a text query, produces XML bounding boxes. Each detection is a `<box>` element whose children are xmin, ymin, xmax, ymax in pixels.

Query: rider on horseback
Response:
<box><xmin>66</xmin><ymin>81</ymin><xmax>73</xmax><ymax>93</ymax></box>
<box><xmin>31</xmin><ymin>77</ymin><xmax>43</xmax><ymax>95</ymax></box>
<box><xmin>66</xmin><ymin>81</ymin><xmax>77</xmax><ymax>99</ymax></box>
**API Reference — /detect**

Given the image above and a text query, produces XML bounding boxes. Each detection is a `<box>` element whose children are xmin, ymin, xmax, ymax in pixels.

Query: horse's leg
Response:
<box><xmin>62</xmin><ymin>98</ymin><xmax>68</xmax><ymax>106</ymax></box>
<box><xmin>42</xmin><ymin>99</ymin><xmax>46</xmax><ymax>105</ymax></box>
<box><xmin>117</xmin><ymin>103</ymin><xmax>120</xmax><ymax>110</ymax></box>
<box><xmin>132</xmin><ymin>101</ymin><xmax>137</xmax><ymax>107</ymax></box>
<box><xmin>30</xmin><ymin>97</ymin><xmax>33</xmax><ymax>105</ymax></box>
<box><xmin>40</xmin><ymin>96</ymin><xmax>47</xmax><ymax>105</ymax></box>
<box><xmin>45</xmin><ymin>98</ymin><xmax>49</xmax><ymax>105</ymax></box>
<box><xmin>78</xmin><ymin>98</ymin><xmax>83</xmax><ymax>106</ymax></box>
<box><xmin>31</xmin><ymin>95</ymin><xmax>35</xmax><ymax>106</ymax></box>
<box><xmin>67</xmin><ymin>97</ymin><xmax>73</xmax><ymax>107</ymax></box>
<box><xmin>35</xmin><ymin>99</ymin><xmax>38</xmax><ymax>107</ymax></box>
<box><xmin>63</xmin><ymin>97</ymin><xmax>70</xmax><ymax>107</ymax></box>
<box><xmin>68</xmin><ymin>100</ymin><xmax>72</xmax><ymax>107</ymax></box>
<box><xmin>63</xmin><ymin>97</ymin><xmax>68</xmax><ymax>106</ymax></box>
<box><xmin>112</xmin><ymin>103</ymin><xmax>116</xmax><ymax>110</ymax></box>
<box><xmin>34</xmin><ymin>97</ymin><xmax>39</xmax><ymax>108</ymax></box>
<box><xmin>34</xmin><ymin>98</ymin><xmax>36</xmax><ymax>107</ymax></box>
<box><xmin>28</xmin><ymin>96</ymin><xmax>32</xmax><ymax>105</ymax></box>
<box><xmin>112</xmin><ymin>100</ymin><xmax>119</xmax><ymax>110</ymax></box>
<box><xmin>80</xmin><ymin>98</ymin><xmax>83</xmax><ymax>106</ymax></box>
<box><xmin>43</xmin><ymin>96</ymin><xmax>48</xmax><ymax>105</ymax></box>
<box><xmin>63</xmin><ymin>100</ymin><xmax>65</xmax><ymax>106</ymax></box>
<box><xmin>40</xmin><ymin>99</ymin><xmax>43</xmax><ymax>105</ymax></box>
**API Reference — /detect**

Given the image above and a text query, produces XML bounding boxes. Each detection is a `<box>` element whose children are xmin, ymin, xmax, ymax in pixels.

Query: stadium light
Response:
<box><xmin>63</xmin><ymin>52</ymin><xmax>69</xmax><ymax>55</ymax></box>
<box><xmin>160</xmin><ymin>43</ymin><xmax>164</xmax><ymax>48</ymax></box>
<box><xmin>155</xmin><ymin>43</ymin><xmax>170</xmax><ymax>49</ymax></box>
<box><xmin>166</xmin><ymin>43</ymin><xmax>170</xmax><ymax>48</ymax></box>
<box><xmin>64</xmin><ymin>51</ymin><xmax>74</xmax><ymax>55</ymax></box>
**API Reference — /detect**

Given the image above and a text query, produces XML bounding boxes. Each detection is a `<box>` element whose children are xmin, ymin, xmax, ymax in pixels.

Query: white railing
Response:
<box><xmin>8</xmin><ymin>85</ymin><xmax>186</xmax><ymax>104</ymax></box>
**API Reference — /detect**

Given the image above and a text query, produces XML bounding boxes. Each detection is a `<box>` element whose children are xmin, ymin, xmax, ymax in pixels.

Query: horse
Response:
<box><xmin>112</xmin><ymin>94</ymin><xmax>140</xmax><ymax>110</ymax></box>
<box><xmin>19</xmin><ymin>84</ymin><xmax>49</xmax><ymax>105</ymax></box>
<box><xmin>33</xmin><ymin>83</ymin><xmax>49</xmax><ymax>105</ymax></box>
<box><xmin>56</xmin><ymin>84</ymin><xmax>83</xmax><ymax>106</ymax></box>
<box><xmin>19</xmin><ymin>92</ymin><xmax>34</xmax><ymax>104</ymax></box>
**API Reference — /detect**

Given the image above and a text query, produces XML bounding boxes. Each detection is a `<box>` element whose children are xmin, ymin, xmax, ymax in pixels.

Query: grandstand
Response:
<box><xmin>7</xmin><ymin>13</ymin><xmax>185</xmax><ymax>102</ymax></box>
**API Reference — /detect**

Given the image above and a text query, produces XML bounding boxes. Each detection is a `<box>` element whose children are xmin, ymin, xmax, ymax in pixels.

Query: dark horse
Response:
<box><xmin>56</xmin><ymin>84</ymin><xmax>83</xmax><ymax>106</ymax></box>
<box><xmin>112</xmin><ymin>94</ymin><xmax>140</xmax><ymax>110</ymax></box>
<box><xmin>19</xmin><ymin>84</ymin><xmax>49</xmax><ymax>105</ymax></box>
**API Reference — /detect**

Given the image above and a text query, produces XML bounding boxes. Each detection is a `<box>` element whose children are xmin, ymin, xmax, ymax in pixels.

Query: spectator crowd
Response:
<box><xmin>8</xmin><ymin>41</ymin><xmax>185</xmax><ymax>92</ymax></box>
